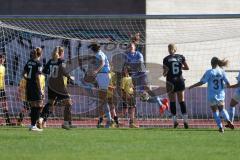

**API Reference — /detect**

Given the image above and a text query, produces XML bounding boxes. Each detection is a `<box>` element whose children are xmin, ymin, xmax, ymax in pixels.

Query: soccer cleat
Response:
<box><xmin>219</xmin><ymin>128</ymin><xmax>224</xmax><ymax>133</ymax></box>
<box><xmin>225</xmin><ymin>121</ymin><xmax>234</xmax><ymax>130</ymax></box>
<box><xmin>162</xmin><ymin>98</ymin><xmax>169</xmax><ymax>110</ymax></box>
<box><xmin>96</xmin><ymin>122</ymin><xmax>104</xmax><ymax>128</ymax></box>
<box><xmin>173</xmin><ymin>122</ymin><xmax>179</xmax><ymax>128</ymax></box>
<box><xmin>159</xmin><ymin>105</ymin><xmax>167</xmax><ymax>114</ymax></box>
<box><xmin>29</xmin><ymin>126</ymin><xmax>43</xmax><ymax>132</ymax></box>
<box><xmin>37</xmin><ymin>118</ymin><xmax>43</xmax><ymax>129</ymax></box>
<box><xmin>61</xmin><ymin>124</ymin><xmax>70</xmax><ymax>130</ymax></box>
<box><xmin>129</xmin><ymin>123</ymin><xmax>139</xmax><ymax>128</ymax></box>
<box><xmin>184</xmin><ymin>122</ymin><xmax>189</xmax><ymax>129</ymax></box>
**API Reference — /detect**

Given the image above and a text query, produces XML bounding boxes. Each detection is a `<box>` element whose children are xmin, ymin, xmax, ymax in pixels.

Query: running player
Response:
<box><xmin>226</xmin><ymin>71</ymin><xmax>240</xmax><ymax>124</ymax></box>
<box><xmin>189</xmin><ymin>57</ymin><xmax>234</xmax><ymax>133</ymax></box>
<box><xmin>163</xmin><ymin>43</ymin><xmax>189</xmax><ymax>128</ymax></box>
<box><xmin>0</xmin><ymin>54</ymin><xmax>12</xmax><ymax>125</ymax></box>
<box><xmin>41</xmin><ymin>46</ymin><xmax>74</xmax><ymax>130</ymax></box>
<box><xmin>23</xmin><ymin>47</ymin><xmax>44</xmax><ymax>131</ymax></box>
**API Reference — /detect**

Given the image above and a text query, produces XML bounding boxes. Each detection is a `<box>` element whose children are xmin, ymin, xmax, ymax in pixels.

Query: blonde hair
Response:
<box><xmin>211</xmin><ymin>57</ymin><xmax>228</xmax><ymax>68</ymax></box>
<box><xmin>52</xmin><ymin>46</ymin><xmax>60</xmax><ymax>60</ymax></box>
<box><xmin>168</xmin><ymin>43</ymin><xmax>177</xmax><ymax>54</ymax></box>
<box><xmin>33</xmin><ymin>47</ymin><xmax>42</xmax><ymax>58</ymax></box>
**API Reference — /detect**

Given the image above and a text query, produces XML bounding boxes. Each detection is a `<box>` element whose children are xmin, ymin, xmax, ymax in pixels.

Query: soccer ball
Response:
<box><xmin>140</xmin><ymin>91</ymin><xmax>150</xmax><ymax>101</ymax></box>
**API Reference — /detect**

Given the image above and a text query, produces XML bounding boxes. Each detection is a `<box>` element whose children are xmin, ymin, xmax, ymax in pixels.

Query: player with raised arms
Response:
<box><xmin>41</xmin><ymin>46</ymin><xmax>74</xmax><ymax>130</ymax></box>
<box><xmin>23</xmin><ymin>47</ymin><xmax>44</xmax><ymax>131</ymax></box>
<box><xmin>189</xmin><ymin>57</ymin><xmax>234</xmax><ymax>133</ymax></box>
<box><xmin>163</xmin><ymin>43</ymin><xmax>189</xmax><ymax>128</ymax></box>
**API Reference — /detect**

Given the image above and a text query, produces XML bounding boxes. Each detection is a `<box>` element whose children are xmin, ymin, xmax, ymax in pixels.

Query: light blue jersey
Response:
<box><xmin>126</xmin><ymin>51</ymin><xmax>146</xmax><ymax>77</ymax></box>
<box><xmin>200</xmin><ymin>67</ymin><xmax>229</xmax><ymax>102</ymax></box>
<box><xmin>96</xmin><ymin>50</ymin><xmax>110</xmax><ymax>73</ymax></box>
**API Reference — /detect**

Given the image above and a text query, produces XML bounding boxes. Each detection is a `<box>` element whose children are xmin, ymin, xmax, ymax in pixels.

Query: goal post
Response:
<box><xmin>0</xmin><ymin>14</ymin><xmax>240</xmax><ymax>128</ymax></box>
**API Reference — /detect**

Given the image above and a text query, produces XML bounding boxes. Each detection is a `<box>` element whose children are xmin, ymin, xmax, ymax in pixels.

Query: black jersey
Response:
<box><xmin>46</xmin><ymin>58</ymin><xmax>70</xmax><ymax>95</ymax></box>
<box><xmin>24</xmin><ymin>59</ymin><xmax>42</xmax><ymax>82</ymax></box>
<box><xmin>42</xmin><ymin>58</ymin><xmax>64</xmax><ymax>77</ymax></box>
<box><xmin>24</xmin><ymin>59</ymin><xmax>43</xmax><ymax>101</ymax></box>
<box><xmin>163</xmin><ymin>54</ymin><xmax>186</xmax><ymax>81</ymax></box>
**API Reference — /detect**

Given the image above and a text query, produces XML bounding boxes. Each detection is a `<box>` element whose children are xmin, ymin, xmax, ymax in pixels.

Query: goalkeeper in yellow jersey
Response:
<box><xmin>0</xmin><ymin>54</ymin><xmax>13</xmax><ymax>125</ymax></box>
<box><xmin>107</xmin><ymin>69</ymin><xmax>119</xmax><ymax>127</ymax></box>
<box><xmin>17</xmin><ymin>74</ymin><xmax>45</xmax><ymax>126</ymax></box>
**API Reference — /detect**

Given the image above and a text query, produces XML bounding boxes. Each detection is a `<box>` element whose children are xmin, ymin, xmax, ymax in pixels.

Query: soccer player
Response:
<box><xmin>121</xmin><ymin>66</ymin><xmax>138</xmax><ymax>128</ymax></box>
<box><xmin>89</xmin><ymin>42</ymin><xmax>112</xmax><ymax>128</ymax></box>
<box><xmin>17</xmin><ymin>77</ymin><xmax>30</xmax><ymax>126</ymax></box>
<box><xmin>0</xmin><ymin>54</ymin><xmax>12</xmax><ymax>125</ymax></box>
<box><xmin>107</xmin><ymin>67</ymin><xmax>119</xmax><ymax>127</ymax></box>
<box><xmin>126</xmin><ymin>43</ymin><xmax>168</xmax><ymax>114</ymax></box>
<box><xmin>226</xmin><ymin>71</ymin><xmax>240</xmax><ymax>123</ymax></box>
<box><xmin>163</xmin><ymin>43</ymin><xmax>189</xmax><ymax>129</ymax></box>
<box><xmin>23</xmin><ymin>47</ymin><xmax>44</xmax><ymax>131</ymax></box>
<box><xmin>41</xmin><ymin>46</ymin><xmax>73</xmax><ymax>130</ymax></box>
<box><xmin>189</xmin><ymin>57</ymin><xmax>234</xmax><ymax>133</ymax></box>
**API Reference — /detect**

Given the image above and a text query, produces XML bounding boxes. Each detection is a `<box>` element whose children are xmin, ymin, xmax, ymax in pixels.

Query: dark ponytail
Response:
<box><xmin>211</xmin><ymin>57</ymin><xmax>228</xmax><ymax>68</ymax></box>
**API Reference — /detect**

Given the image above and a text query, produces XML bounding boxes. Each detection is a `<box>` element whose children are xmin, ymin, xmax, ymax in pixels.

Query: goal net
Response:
<box><xmin>0</xmin><ymin>15</ymin><xmax>239</xmax><ymax>128</ymax></box>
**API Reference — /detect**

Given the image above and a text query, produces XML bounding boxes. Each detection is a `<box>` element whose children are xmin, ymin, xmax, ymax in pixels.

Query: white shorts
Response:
<box><xmin>96</xmin><ymin>73</ymin><xmax>110</xmax><ymax>90</ymax></box>
<box><xmin>208</xmin><ymin>99</ymin><xmax>225</xmax><ymax>107</ymax></box>
<box><xmin>232</xmin><ymin>92</ymin><xmax>240</xmax><ymax>102</ymax></box>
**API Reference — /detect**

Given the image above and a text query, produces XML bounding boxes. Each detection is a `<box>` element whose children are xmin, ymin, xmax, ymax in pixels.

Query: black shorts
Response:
<box><xmin>166</xmin><ymin>78</ymin><xmax>185</xmax><ymax>93</ymax></box>
<box><xmin>0</xmin><ymin>89</ymin><xmax>6</xmax><ymax>100</ymax></box>
<box><xmin>26</xmin><ymin>84</ymin><xmax>42</xmax><ymax>101</ymax></box>
<box><xmin>48</xmin><ymin>87</ymin><xmax>70</xmax><ymax>101</ymax></box>
<box><xmin>122</xmin><ymin>95</ymin><xmax>136</xmax><ymax>108</ymax></box>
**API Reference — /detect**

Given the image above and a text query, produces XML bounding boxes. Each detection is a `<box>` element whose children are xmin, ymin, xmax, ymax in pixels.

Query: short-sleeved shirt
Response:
<box><xmin>0</xmin><ymin>65</ymin><xmax>5</xmax><ymax>90</ymax></box>
<box><xmin>24</xmin><ymin>59</ymin><xmax>42</xmax><ymax>84</ymax></box>
<box><xmin>47</xmin><ymin>59</ymin><xmax>70</xmax><ymax>95</ymax></box>
<box><xmin>163</xmin><ymin>54</ymin><xmax>185</xmax><ymax>81</ymax></box>
<box><xmin>24</xmin><ymin>58</ymin><xmax>43</xmax><ymax>101</ymax></box>
<box><xmin>96</xmin><ymin>50</ymin><xmax>110</xmax><ymax>73</ymax></box>
<box><xmin>200</xmin><ymin>67</ymin><xmax>229</xmax><ymax>102</ymax></box>
<box><xmin>121</xmin><ymin>76</ymin><xmax>134</xmax><ymax>95</ymax></box>
<box><xmin>126</xmin><ymin>51</ymin><xmax>146</xmax><ymax>77</ymax></box>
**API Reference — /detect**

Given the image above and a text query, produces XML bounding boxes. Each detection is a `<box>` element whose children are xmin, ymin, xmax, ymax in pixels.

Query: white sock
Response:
<box><xmin>172</xmin><ymin>116</ymin><xmax>177</xmax><ymax>123</ymax></box>
<box><xmin>183</xmin><ymin>114</ymin><xmax>188</xmax><ymax>123</ymax></box>
<box><xmin>64</xmin><ymin>121</ymin><xmax>69</xmax><ymax>126</ymax></box>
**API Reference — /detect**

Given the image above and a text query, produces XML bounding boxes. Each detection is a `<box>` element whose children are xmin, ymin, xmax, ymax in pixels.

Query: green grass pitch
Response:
<box><xmin>0</xmin><ymin>127</ymin><xmax>239</xmax><ymax>160</ymax></box>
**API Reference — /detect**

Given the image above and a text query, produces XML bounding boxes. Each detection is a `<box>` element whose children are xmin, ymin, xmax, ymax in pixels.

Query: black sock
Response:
<box><xmin>18</xmin><ymin>112</ymin><xmax>24</xmax><ymax>122</ymax></box>
<box><xmin>41</xmin><ymin>103</ymin><xmax>50</xmax><ymax>122</ymax></box>
<box><xmin>30</xmin><ymin>108</ymin><xmax>41</xmax><ymax>126</ymax></box>
<box><xmin>179</xmin><ymin>101</ymin><xmax>187</xmax><ymax>114</ymax></box>
<box><xmin>114</xmin><ymin>116</ymin><xmax>119</xmax><ymax>124</ymax></box>
<box><xmin>4</xmin><ymin>112</ymin><xmax>11</xmax><ymax>124</ymax></box>
<box><xmin>98</xmin><ymin>117</ymin><xmax>103</xmax><ymax>124</ymax></box>
<box><xmin>170</xmin><ymin>102</ymin><xmax>176</xmax><ymax>115</ymax></box>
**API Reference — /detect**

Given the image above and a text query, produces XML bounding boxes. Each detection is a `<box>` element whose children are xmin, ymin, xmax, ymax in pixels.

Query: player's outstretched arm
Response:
<box><xmin>228</xmin><ymin>82</ymin><xmax>240</xmax><ymax>88</ymax></box>
<box><xmin>188</xmin><ymin>81</ymin><xmax>204</xmax><ymax>90</ymax></box>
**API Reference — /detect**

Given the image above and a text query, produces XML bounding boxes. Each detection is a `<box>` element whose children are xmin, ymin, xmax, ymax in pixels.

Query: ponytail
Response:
<box><xmin>211</xmin><ymin>57</ymin><xmax>228</xmax><ymax>68</ymax></box>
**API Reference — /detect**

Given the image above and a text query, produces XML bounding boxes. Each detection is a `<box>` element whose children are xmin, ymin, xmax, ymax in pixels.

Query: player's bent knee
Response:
<box><xmin>61</xmin><ymin>99</ymin><xmax>73</xmax><ymax>106</ymax></box>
